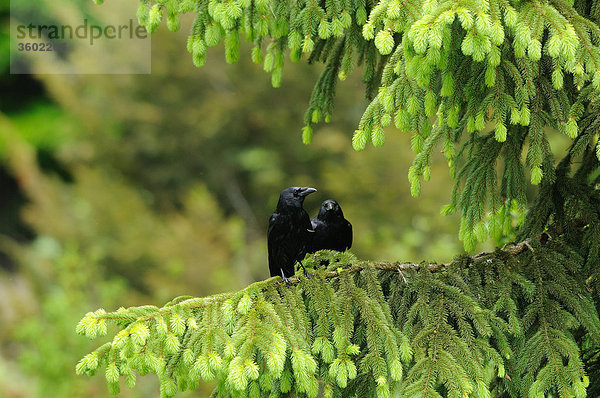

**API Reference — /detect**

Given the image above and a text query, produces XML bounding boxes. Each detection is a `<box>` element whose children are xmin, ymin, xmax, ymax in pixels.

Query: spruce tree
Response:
<box><xmin>79</xmin><ymin>0</ymin><xmax>600</xmax><ymax>396</ymax></box>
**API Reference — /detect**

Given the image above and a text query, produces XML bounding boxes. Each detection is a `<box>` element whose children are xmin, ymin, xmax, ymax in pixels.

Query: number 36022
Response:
<box><xmin>17</xmin><ymin>42</ymin><xmax>55</xmax><ymax>51</ymax></box>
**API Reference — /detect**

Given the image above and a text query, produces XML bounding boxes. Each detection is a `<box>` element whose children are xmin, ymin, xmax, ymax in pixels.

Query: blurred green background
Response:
<box><xmin>0</xmin><ymin>1</ymin><xmax>464</xmax><ymax>396</ymax></box>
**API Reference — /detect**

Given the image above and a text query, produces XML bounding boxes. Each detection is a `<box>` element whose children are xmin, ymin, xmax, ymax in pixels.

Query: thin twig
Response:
<box><xmin>398</xmin><ymin>267</ymin><xmax>408</xmax><ymax>284</ymax></box>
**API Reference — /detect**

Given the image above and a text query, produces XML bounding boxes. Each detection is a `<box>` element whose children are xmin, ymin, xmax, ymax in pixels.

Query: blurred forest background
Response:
<box><xmin>0</xmin><ymin>0</ymin><xmax>505</xmax><ymax>396</ymax></box>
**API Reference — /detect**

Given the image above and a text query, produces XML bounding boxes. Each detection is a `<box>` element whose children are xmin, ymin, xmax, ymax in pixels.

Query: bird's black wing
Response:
<box><xmin>308</xmin><ymin>217</ymin><xmax>326</xmax><ymax>253</ymax></box>
<box><xmin>268</xmin><ymin>212</ymin><xmax>296</xmax><ymax>277</ymax></box>
<box><xmin>310</xmin><ymin>218</ymin><xmax>318</xmax><ymax>231</ymax></box>
<box><xmin>294</xmin><ymin>209</ymin><xmax>314</xmax><ymax>261</ymax></box>
<box><xmin>344</xmin><ymin>220</ymin><xmax>353</xmax><ymax>250</ymax></box>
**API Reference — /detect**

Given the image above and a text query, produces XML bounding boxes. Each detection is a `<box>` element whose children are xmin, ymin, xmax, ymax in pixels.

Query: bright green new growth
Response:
<box><xmin>77</xmin><ymin>238</ymin><xmax>600</xmax><ymax>397</ymax></box>
<box><xmin>76</xmin><ymin>251</ymin><xmax>410</xmax><ymax>397</ymax></box>
<box><xmin>130</xmin><ymin>0</ymin><xmax>600</xmax><ymax>250</ymax></box>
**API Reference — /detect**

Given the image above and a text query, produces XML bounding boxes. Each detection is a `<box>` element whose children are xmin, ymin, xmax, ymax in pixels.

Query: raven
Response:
<box><xmin>309</xmin><ymin>199</ymin><xmax>352</xmax><ymax>253</ymax></box>
<box><xmin>268</xmin><ymin>186</ymin><xmax>317</xmax><ymax>280</ymax></box>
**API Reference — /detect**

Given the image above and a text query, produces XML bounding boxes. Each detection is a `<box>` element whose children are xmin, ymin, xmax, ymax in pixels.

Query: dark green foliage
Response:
<box><xmin>520</xmin><ymin>130</ymin><xmax>600</xmax><ymax>302</ymax></box>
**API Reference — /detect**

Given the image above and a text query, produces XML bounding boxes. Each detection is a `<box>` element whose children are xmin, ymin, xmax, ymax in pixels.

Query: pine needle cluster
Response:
<box><xmin>108</xmin><ymin>0</ymin><xmax>600</xmax><ymax>249</ymax></box>
<box><xmin>77</xmin><ymin>236</ymin><xmax>600</xmax><ymax>397</ymax></box>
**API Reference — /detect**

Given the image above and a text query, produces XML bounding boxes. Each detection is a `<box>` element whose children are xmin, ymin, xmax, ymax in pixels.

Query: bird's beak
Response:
<box><xmin>299</xmin><ymin>187</ymin><xmax>317</xmax><ymax>196</ymax></box>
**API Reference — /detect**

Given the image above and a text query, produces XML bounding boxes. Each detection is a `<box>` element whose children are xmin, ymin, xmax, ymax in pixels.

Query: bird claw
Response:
<box><xmin>280</xmin><ymin>269</ymin><xmax>292</xmax><ymax>285</ymax></box>
<box><xmin>299</xmin><ymin>262</ymin><xmax>313</xmax><ymax>278</ymax></box>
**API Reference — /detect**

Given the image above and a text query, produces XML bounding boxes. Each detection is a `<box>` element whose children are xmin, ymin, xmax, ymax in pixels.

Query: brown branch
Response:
<box><xmin>282</xmin><ymin>236</ymin><xmax>539</xmax><ymax>285</ymax></box>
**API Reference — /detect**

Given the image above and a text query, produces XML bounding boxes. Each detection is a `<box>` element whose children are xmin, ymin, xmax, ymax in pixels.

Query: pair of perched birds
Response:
<box><xmin>268</xmin><ymin>186</ymin><xmax>352</xmax><ymax>281</ymax></box>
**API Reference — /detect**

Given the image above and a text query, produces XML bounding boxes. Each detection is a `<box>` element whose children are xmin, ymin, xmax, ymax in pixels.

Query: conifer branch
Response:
<box><xmin>118</xmin><ymin>0</ymin><xmax>600</xmax><ymax>251</ymax></box>
<box><xmin>76</xmin><ymin>233</ymin><xmax>597</xmax><ymax>398</ymax></box>
<box><xmin>81</xmin><ymin>1</ymin><xmax>600</xmax><ymax>396</ymax></box>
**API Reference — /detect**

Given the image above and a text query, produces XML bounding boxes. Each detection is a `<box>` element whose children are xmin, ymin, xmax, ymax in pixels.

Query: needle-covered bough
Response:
<box><xmin>79</xmin><ymin>0</ymin><xmax>600</xmax><ymax>396</ymax></box>
<box><xmin>77</xmin><ymin>233</ymin><xmax>600</xmax><ymax>397</ymax></box>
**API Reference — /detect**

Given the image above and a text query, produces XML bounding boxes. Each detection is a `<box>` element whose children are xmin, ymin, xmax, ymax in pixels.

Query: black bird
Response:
<box><xmin>268</xmin><ymin>186</ymin><xmax>317</xmax><ymax>280</ymax></box>
<box><xmin>309</xmin><ymin>199</ymin><xmax>352</xmax><ymax>253</ymax></box>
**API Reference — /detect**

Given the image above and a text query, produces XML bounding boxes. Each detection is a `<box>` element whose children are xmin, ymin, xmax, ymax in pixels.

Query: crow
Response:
<box><xmin>268</xmin><ymin>186</ymin><xmax>317</xmax><ymax>280</ymax></box>
<box><xmin>309</xmin><ymin>199</ymin><xmax>352</xmax><ymax>253</ymax></box>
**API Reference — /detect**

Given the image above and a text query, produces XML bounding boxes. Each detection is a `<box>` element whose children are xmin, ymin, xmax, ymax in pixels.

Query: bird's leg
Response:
<box><xmin>280</xmin><ymin>269</ymin><xmax>292</xmax><ymax>285</ymax></box>
<box><xmin>298</xmin><ymin>260</ymin><xmax>313</xmax><ymax>278</ymax></box>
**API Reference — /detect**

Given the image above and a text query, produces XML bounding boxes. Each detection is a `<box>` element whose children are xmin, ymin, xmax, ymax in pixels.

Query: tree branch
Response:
<box><xmin>279</xmin><ymin>236</ymin><xmax>539</xmax><ymax>285</ymax></box>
